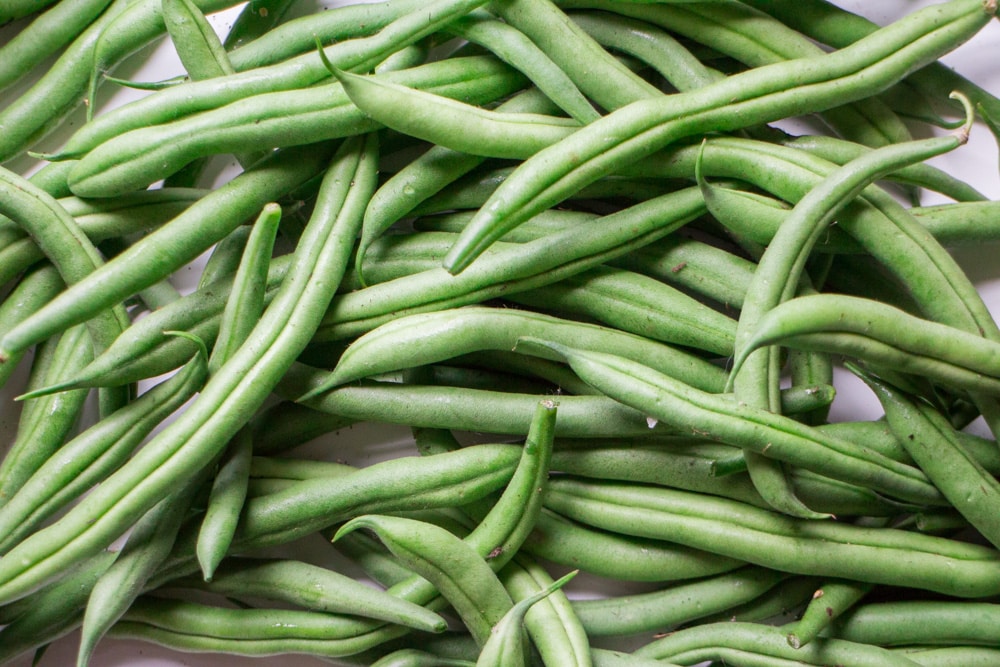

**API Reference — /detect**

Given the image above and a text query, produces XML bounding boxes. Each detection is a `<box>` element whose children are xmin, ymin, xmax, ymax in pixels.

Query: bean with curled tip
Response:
<box><xmin>732</xmin><ymin>294</ymin><xmax>1000</xmax><ymax>398</ymax></box>
<box><xmin>544</xmin><ymin>476</ymin><xmax>1000</xmax><ymax>598</ymax></box>
<box><xmin>441</xmin><ymin>0</ymin><xmax>994</xmax><ymax>272</ymax></box>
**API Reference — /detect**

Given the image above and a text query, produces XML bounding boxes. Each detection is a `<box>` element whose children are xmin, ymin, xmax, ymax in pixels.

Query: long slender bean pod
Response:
<box><xmin>0</xmin><ymin>136</ymin><xmax>375</xmax><ymax>604</ymax></box>
<box><xmin>442</xmin><ymin>0</ymin><xmax>995</xmax><ymax>272</ymax></box>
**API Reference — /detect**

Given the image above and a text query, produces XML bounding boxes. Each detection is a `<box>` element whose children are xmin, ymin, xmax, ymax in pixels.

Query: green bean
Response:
<box><xmin>315</xmin><ymin>187</ymin><xmax>711</xmax><ymax>345</ymax></box>
<box><xmin>525</xmin><ymin>509</ymin><xmax>743</xmax><ymax>582</ymax></box>
<box><xmin>489</xmin><ymin>0</ymin><xmax>660</xmax><ymax>110</ymax></box>
<box><xmin>633</xmin><ymin>620</ymin><xmax>923</xmax><ymax>665</ymax></box>
<box><xmin>441</xmin><ymin>0</ymin><xmax>994</xmax><ymax>272</ymax></box>
<box><xmin>0</xmin><ymin>188</ymin><xmax>206</xmax><ymax>288</ymax></box>
<box><xmin>508</xmin><ymin>264</ymin><xmax>735</xmax><ymax>356</ymax></box>
<box><xmin>572</xmin><ymin>566</ymin><xmax>789</xmax><ymax>638</ymax></box>
<box><xmin>568</xmin><ymin>10</ymin><xmax>722</xmax><ymax>91</ymax></box>
<box><xmin>356</xmin><ymin>88</ymin><xmax>570</xmax><ymax>287</ymax></box>
<box><xmin>892</xmin><ymin>647</ymin><xmax>1000</xmax><ymax>667</ymax></box>
<box><xmin>373</xmin><ymin>649</ymin><xmax>475</xmax><ymax>667</ymax></box>
<box><xmin>0</xmin><ymin>0</ymin><xmax>60</xmax><ymax>24</ymax></box>
<box><xmin>195</xmin><ymin>427</ymin><xmax>253</xmax><ymax>580</ymax></box>
<box><xmin>780</xmin><ymin>135</ymin><xmax>987</xmax><ymax>203</ymax></box>
<box><xmin>479</xmin><ymin>568</ymin><xmax>578</xmax><ymax>667</ymax></box>
<box><xmin>694</xmin><ymin>575</ymin><xmax>820</xmax><ymax>626</ymax></box>
<box><xmin>785</xmin><ymin>579</ymin><xmax>873</xmax><ymax>649</ymax></box>
<box><xmin>78</xmin><ymin>466</ymin><xmax>211</xmax><ymax>667</ymax></box>
<box><xmin>0</xmin><ymin>345</ymin><xmax>207</xmax><ymax>553</ymax></box>
<box><xmin>564</xmin><ymin>0</ymin><xmax>913</xmax><ymax>148</ymax></box>
<box><xmin>859</xmin><ymin>367</ymin><xmax>1000</xmax><ymax>550</ymax></box>
<box><xmin>446</xmin><ymin>11</ymin><xmax>598</xmax><ymax>123</ymax></box>
<box><xmin>0</xmin><ymin>0</ymin><xmax>113</xmax><ymax>93</ymax></box>
<box><xmin>164</xmin><ymin>0</ymin><xmax>236</xmax><ymax>79</ymax></box>
<box><xmin>336</xmin><ymin>514</ymin><xmax>514</xmax><ymax>645</ymax></box>
<box><xmin>0</xmin><ymin>142</ymin><xmax>333</xmax><ymax>366</ymax></box>
<box><xmin>248</xmin><ymin>400</ymin><xmax>357</xmax><ymax>456</ymax></box>
<box><xmin>206</xmin><ymin>202</ymin><xmax>280</xmax><ymax>375</ymax></box>
<box><xmin>0</xmin><ymin>552</ymin><xmax>116</xmax><ymax>666</ymax></box>
<box><xmin>516</xmin><ymin>339</ymin><xmax>940</xmax><ymax>505</ymax></box>
<box><xmin>544</xmin><ymin>476</ymin><xmax>1000</xmax><ymax>598</ymax></box>
<box><xmin>0</xmin><ymin>324</ymin><xmax>92</xmax><ymax>507</ymax></box>
<box><xmin>336</xmin><ymin>66</ymin><xmax>582</xmax><ymax>160</ymax></box>
<box><xmin>174</xmin><ymin>557</ymin><xmax>447</xmax><ymax>632</ymax></box>
<box><xmin>734</xmin><ymin>294</ymin><xmax>1000</xmax><ymax>398</ymax></box>
<box><xmin>283</xmin><ymin>374</ymin><xmax>675</xmax><ymax>439</ymax></box>
<box><xmin>66</xmin><ymin>56</ymin><xmax>524</xmax><ymax>197</ymax></box>
<box><xmin>0</xmin><ymin>136</ymin><xmax>374</xmax><ymax>605</ymax></box>
<box><xmin>54</xmin><ymin>0</ymin><xmax>496</xmax><ymax>158</ymax></box>
<box><xmin>0</xmin><ymin>265</ymin><xmax>62</xmax><ymax>389</ymax></box>
<box><xmin>313</xmin><ymin>307</ymin><xmax>725</xmax><ymax>399</ymax></box>
<box><xmin>834</xmin><ymin>601</ymin><xmax>1000</xmax><ymax>647</ymax></box>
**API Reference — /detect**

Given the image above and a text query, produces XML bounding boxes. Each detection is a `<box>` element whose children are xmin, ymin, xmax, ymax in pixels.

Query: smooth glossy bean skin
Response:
<box><xmin>78</xmin><ymin>467</ymin><xmax>210</xmax><ymax>667</ymax></box>
<box><xmin>66</xmin><ymin>56</ymin><xmax>524</xmax><ymax>198</ymax></box>
<box><xmin>544</xmin><ymin>477</ymin><xmax>1000</xmax><ymax>598</ymax></box>
<box><xmin>0</xmin><ymin>266</ymin><xmax>62</xmax><ymax>389</ymax></box>
<box><xmin>441</xmin><ymin>0</ymin><xmax>994</xmax><ymax>272</ymax></box>
<box><xmin>0</xmin><ymin>0</ymin><xmax>113</xmax><ymax>93</ymax></box>
<box><xmin>54</xmin><ymin>0</ymin><xmax>494</xmax><ymax>158</ymax></box>
<box><xmin>195</xmin><ymin>427</ymin><xmax>253</xmax><ymax>580</ymax></box>
<box><xmin>490</xmin><ymin>0</ymin><xmax>659</xmax><ymax>110</ymax></box>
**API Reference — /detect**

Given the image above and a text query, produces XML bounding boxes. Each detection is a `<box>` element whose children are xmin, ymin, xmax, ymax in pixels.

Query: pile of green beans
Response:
<box><xmin>2</xmin><ymin>0</ymin><xmax>1000</xmax><ymax>665</ymax></box>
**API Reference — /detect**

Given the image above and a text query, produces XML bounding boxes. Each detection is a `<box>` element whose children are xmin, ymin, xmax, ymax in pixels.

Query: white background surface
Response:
<box><xmin>2</xmin><ymin>1</ymin><xmax>1000</xmax><ymax>665</ymax></box>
